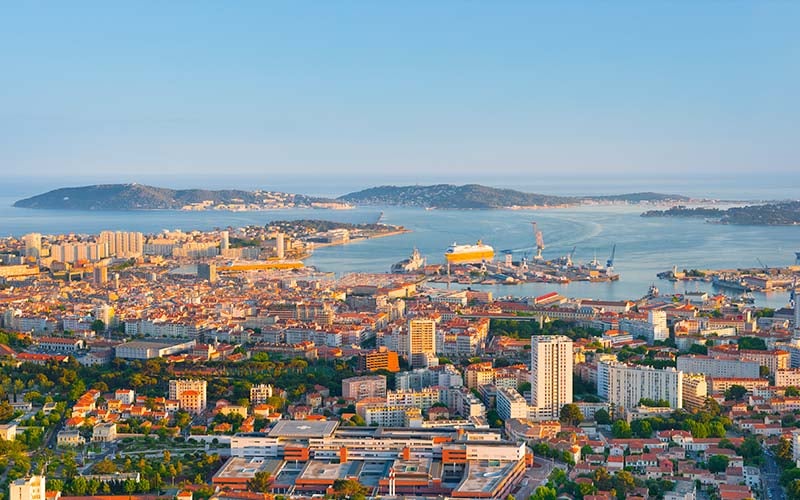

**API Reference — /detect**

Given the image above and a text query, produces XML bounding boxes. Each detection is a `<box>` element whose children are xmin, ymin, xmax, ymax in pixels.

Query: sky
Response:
<box><xmin>1</xmin><ymin>2</ymin><xmax>798</xmax><ymax>189</ymax></box>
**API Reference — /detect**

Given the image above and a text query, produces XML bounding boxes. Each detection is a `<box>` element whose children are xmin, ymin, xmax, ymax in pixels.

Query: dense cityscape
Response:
<box><xmin>0</xmin><ymin>221</ymin><xmax>799</xmax><ymax>500</ymax></box>
<box><xmin>3</xmin><ymin>2</ymin><xmax>798</xmax><ymax>500</ymax></box>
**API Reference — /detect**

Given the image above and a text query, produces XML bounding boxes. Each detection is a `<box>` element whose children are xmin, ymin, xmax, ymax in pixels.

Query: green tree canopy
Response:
<box><xmin>724</xmin><ymin>384</ymin><xmax>748</xmax><ymax>401</ymax></box>
<box><xmin>559</xmin><ymin>403</ymin><xmax>584</xmax><ymax>426</ymax></box>
<box><xmin>246</xmin><ymin>471</ymin><xmax>272</xmax><ymax>493</ymax></box>
<box><xmin>594</xmin><ymin>408</ymin><xmax>611</xmax><ymax>424</ymax></box>
<box><xmin>331</xmin><ymin>479</ymin><xmax>368</xmax><ymax>500</ymax></box>
<box><xmin>612</xmin><ymin>419</ymin><xmax>632</xmax><ymax>438</ymax></box>
<box><xmin>530</xmin><ymin>485</ymin><xmax>557</xmax><ymax>500</ymax></box>
<box><xmin>708</xmin><ymin>454</ymin><xmax>730</xmax><ymax>473</ymax></box>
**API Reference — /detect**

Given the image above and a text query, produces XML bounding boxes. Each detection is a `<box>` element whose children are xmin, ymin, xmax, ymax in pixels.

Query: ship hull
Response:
<box><xmin>444</xmin><ymin>250</ymin><xmax>495</xmax><ymax>264</ymax></box>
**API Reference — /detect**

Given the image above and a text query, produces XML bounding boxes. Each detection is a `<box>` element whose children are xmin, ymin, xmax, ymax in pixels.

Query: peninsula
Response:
<box><xmin>338</xmin><ymin>184</ymin><xmax>691</xmax><ymax>209</ymax></box>
<box><xmin>13</xmin><ymin>183</ymin><xmax>347</xmax><ymax>211</ymax></box>
<box><xmin>641</xmin><ymin>201</ymin><xmax>800</xmax><ymax>225</ymax></box>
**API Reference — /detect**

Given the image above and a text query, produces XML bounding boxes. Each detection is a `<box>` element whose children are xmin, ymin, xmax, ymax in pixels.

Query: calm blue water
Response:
<box><xmin>1</xmin><ymin>178</ymin><xmax>798</xmax><ymax>308</ymax></box>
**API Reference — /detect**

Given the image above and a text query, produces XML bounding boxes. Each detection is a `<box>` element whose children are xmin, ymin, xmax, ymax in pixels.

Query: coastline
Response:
<box><xmin>309</xmin><ymin>228</ymin><xmax>411</xmax><ymax>249</ymax></box>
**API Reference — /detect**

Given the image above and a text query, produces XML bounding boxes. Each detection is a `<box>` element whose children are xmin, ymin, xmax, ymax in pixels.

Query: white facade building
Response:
<box><xmin>530</xmin><ymin>335</ymin><xmax>573</xmax><ymax>421</ymax></box>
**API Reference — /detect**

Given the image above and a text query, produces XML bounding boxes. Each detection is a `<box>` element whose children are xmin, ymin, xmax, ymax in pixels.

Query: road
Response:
<box><xmin>514</xmin><ymin>456</ymin><xmax>567</xmax><ymax>500</ymax></box>
<box><xmin>762</xmin><ymin>449</ymin><xmax>784</xmax><ymax>500</ymax></box>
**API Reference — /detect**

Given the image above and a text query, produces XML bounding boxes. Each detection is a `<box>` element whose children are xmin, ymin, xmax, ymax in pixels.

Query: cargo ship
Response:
<box><xmin>444</xmin><ymin>241</ymin><xmax>494</xmax><ymax>264</ymax></box>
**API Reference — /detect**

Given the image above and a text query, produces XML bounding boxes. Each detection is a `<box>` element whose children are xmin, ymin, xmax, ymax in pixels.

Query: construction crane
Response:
<box><xmin>606</xmin><ymin>244</ymin><xmax>616</xmax><ymax>271</ymax></box>
<box><xmin>532</xmin><ymin>222</ymin><xmax>544</xmax><ymax>260</ymax></box>
<box><xmin>757</xmin><ymin>258</ymin><xmax>769</xmax><ymax>272</ymax></box>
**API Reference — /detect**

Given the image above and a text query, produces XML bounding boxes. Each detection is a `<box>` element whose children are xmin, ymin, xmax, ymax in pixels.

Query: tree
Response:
<box><xmin>547</xmin><ymin>468</ymin><xmax>567</xmax><ymax>488</ymax></box>
<box><xmin>91</xmin><ymin>319</ymin><xmax>105</xmax><ymax>334</ymax></box>
<box><xmin>246</xmin><ymin>471</ymin><xmax>272</xmax><ymax>493</ymax></box>
<box><xmin>776</xmin><ymin>438</ymin><xmax>793</xmax><ymax>466</ymax></box>
<box><xmin>688</xmin><ymin>344</ymin><xmax>707</xmax><ymax>355</ymax></box>
<box><xmin>593</xmin><ymin>467</ymin><xmax>612</xmax><ymax>491</ymax></box>
<box><xmin>760</xmin><ymin>365</ymin><xmax>771</xmax><ymax>378</ymax></box>
<box><xmin>349</xmin><ymin>414</ymin><xmax>366</xmax><ymax>426</ymax></box>
<box><xmin>612</xmin><ymin>419</ymin><xmax>632</xmax><ymax>438</ymax></box>
<box><xmin>738</xmin><ymin>436</ymin><xmax>764</xmax><ymax>466</ymax></box>
<box><xmin>790</xmin><ymin>480</ymin><xmax>800</xmax><ymax>500</ymax></box>
<box><xmin>787</xmin><ymin>386</ymin><xmax>800</xmax><ymax>397</ymax></box>
<box><xmin>631</xmin><ymin>419</ymin><xmax>653</xmax><ymax>438</ymax></box>
<box><xmin>94</xmin><ymin>458</ymin><xmax>117</xmax><ymax>474</ymax></box>
<box><xmin>724</xmin><ymin>384</ymin><xmax>748</xmax><ymax>401</ymax></box>
<box><xmin>71</xmin><ymin>477</ymin><xmax>88</xmax><ymax>496</ymax></box>
<box><xmin>0</xmin><ymin>400</ymin><xmax>14</xmax><ymax>422</ymax></box>
<box><xmin>708</xmin><ymin>454</ymin><xmax>729</xmax><ymax>473</ymax></box>
<box><xmin>530</xmin><ymin>485</ymin><xmax>557</xmax><ymax>500</ymax></box>
<box><xmin>559</xmin><ymin>403</ymin><xmax>584</xmax><ymax>427</ymax></box>
<box><xmin>738</xmin><ymin>336</ymin><xmax>767</xmax><ymax>350</ymax></box>
<box><xmin>124</xmin><ymin>479</ymin><xmax>138</xmax><ymax>497</ymax></box>
<box><xmin>612</xmin><ymin>471</ymin><xmax>636</xmax><ymax>499</ymax></box>
<box><xmin>87</xmin><ymin>479</ymin><xmax>101</xmax><ymax>496</ymax></box>
<box><xmin>577</xmin><ymin>482</ymin><xmax>598</xmax><ymax>497</ymax></box>
<box><xmin>331</xmin><ymin>479</ymin><xmax>368</xmax><ymax>500</ymax></box>
<box><xmin>594</xmin><ymin>408</ymin><xmax>611</xmax><ymax>424</ymax></box>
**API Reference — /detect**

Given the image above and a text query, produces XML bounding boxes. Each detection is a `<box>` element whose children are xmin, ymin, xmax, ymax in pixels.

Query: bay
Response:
<box><xmin>1</xmin><ymin>193</ymin><xmax>797</xmax><ymax>308</ymax></box>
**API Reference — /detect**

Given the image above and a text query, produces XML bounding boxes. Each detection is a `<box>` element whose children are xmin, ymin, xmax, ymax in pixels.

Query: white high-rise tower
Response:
<box><xmin>530</xmin><ymin>335</ymin><xmax>573</xmax><ymax>420</ymax></box>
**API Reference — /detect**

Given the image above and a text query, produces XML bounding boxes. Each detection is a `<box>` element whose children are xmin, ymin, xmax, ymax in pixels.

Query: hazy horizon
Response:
<box><xmin>2</xmin><ymin>172</ymin><xmax>798</xmax><ymax>201</ymax></box>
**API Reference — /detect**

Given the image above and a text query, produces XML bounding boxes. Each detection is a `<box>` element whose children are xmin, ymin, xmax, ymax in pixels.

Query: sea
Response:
<box><xmin>1</xmin><ymin>174</ymin><xmax>798</xmax><ymax>308</ymax></box>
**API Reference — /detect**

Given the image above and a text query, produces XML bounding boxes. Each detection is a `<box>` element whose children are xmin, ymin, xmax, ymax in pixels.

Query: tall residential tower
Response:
<box><xmin>530</xmin><ymin>335</ymin><xmax>573</xmax><ymax>421</ymax></box>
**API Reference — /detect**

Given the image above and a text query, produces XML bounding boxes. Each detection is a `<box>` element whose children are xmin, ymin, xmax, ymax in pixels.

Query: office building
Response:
<box><xmin>530</xmin><ymin>335</ymin><xmax>573</xmax><ymax>420</ymax></box>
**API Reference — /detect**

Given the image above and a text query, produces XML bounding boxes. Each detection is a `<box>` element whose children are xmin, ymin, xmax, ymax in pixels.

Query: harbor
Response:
<box><xmin>392</xmin><ymin>221</ymin><xmax>620</xmax><ymax>286</ymax></box>
<box><xmin>656</xmin><ymin>256</ymin><xmax>800</xmax><ymax>293</ymax></box>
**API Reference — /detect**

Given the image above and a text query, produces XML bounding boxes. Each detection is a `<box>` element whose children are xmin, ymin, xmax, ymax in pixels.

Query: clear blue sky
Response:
<box><xmin>1</xmin><ymin>2</ymin><xmax>798</xmax><ymax>186</ymax></box>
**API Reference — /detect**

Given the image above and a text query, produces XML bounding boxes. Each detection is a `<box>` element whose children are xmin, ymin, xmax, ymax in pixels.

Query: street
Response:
<box><xmin>514</xmin><ymin>456</ymin><xmax>567</xmax><ymax>500</ymax></box>
<box><xmin>762</xmin><ymin>449</ymin><xmax>784</xmax><ymax>500</ymax></box>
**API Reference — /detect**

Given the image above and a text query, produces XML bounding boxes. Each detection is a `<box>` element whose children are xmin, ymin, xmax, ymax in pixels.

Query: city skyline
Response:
<box><xmin>2</xmin><ymin>3</ymin><xmax>798</xmax><ymax>180</ymax></box>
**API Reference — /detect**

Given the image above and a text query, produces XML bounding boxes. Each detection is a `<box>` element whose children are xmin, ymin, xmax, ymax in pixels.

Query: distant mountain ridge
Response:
<box><xmin>338</xmin><ymin>184</ymin><xmax>690</xmax><ymax>209</ymax></box>
<box><xmin>13</xmin><ymin>184</ymin><xmax>332</xmax><ymax>210</ymax></box>
<box><xmin>14</xmin><ymin>183</ymin><xmax>692</xmax><ymax>211</ymax></box>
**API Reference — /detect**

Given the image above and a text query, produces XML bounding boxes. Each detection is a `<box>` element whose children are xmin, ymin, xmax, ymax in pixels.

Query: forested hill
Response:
<box><xmin>642</xmin><ymin>201</ymin><xmax>800</xmax><ymax>225</ymax></box>
<box><xmin>13</xmin><ymin>184</ymin><xmax>329</xmax><ymax>210</ymax></box>
<box><xmin>338</xmin><ymin>184</ymin><xmax>690</xmax><ymax>209</ymax></box>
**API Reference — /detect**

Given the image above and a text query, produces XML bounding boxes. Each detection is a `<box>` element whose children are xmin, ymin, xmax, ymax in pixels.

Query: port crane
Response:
<box><xmin>532</xmin><ymin>222</ymin><xmax>544</xmax><ymax>260</ymax></box>
<box><xmin>606</xmin><ymin>244</ymin><xmax>616</xmax><ymax>273</ymax></box>
<box><xmin>566</xmin><ymin>246</ymin><xmax>576</xmax><ymax>267</ymax></box>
